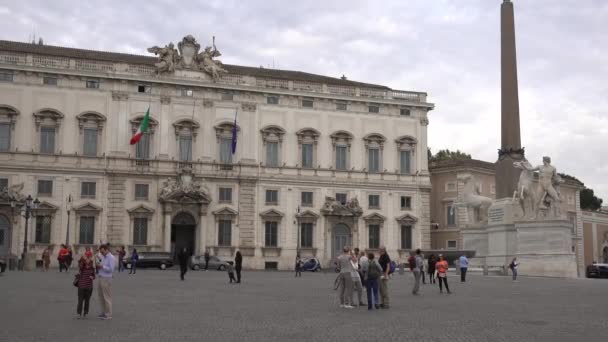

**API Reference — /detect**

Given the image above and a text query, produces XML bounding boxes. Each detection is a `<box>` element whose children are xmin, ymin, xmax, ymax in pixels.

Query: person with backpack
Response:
<box><xmin>129</xmin><ymin>248</ymin><xmax>139</xmax><ymax>275</ymax></box>
<box><xmin>509</xmin><ymin>257</ymin><xmax>519</xmax><ymax>281</ymax></box>
<box><xmin>412</xmin><ymin>249</ymin><xmax>423</xmax><ymax>295</ymax></box>
<box><xmin>365</xmin><ymin>252</ymin><xmax>382</xmax><ymax>310</ymax></box>
<box><xmin>459</xmin><ymin>253</ymin><xmax>469</xmax><ymax>282</ymax></box>
<box><xmin>427</xmin><ymin>254</ymin><xmax>437</xmax><ymax>284</ymax></box>
<box><xmin>378</xmin><ymin>246</ymin><xmax>391</xmax><ymax>309</ymax></box>
<box><xmin>436</xmin><ymin>254</ymin><xmax>451</xmax><ymax>294</ymax></box>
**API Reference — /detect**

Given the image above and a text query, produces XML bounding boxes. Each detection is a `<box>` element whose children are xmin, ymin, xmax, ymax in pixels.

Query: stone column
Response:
<box><xmin>158</xmin><ymin>96</ymin><xmax>171</xmax><ymax>159</ymax></box>
<box><xmin>419</xmin><ymin>117</ymin><xmax>429</xmax><ymax>175</ymax></box>
<box><xmin>163</xmin><ymin>213</ymin><xmax>171</xmax><ymax>253</ymax></box>
<box><xmin>110</xmin><ymin>91</ymin><xmax>129</xmax><ymax>156</ymax></box>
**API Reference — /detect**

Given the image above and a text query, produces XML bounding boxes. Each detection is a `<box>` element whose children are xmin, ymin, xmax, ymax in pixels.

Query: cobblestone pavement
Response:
<box><xmin>1</xmin><ymin>268</ymin><xmax>607</xmax><ymax>342</ymax></box>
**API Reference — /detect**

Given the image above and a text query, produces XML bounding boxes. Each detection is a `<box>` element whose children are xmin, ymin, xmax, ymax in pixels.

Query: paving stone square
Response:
<box><xmin>1</xmin><ymin>269</ymin><xmax>607</xmax><ymax>342</ymax></box>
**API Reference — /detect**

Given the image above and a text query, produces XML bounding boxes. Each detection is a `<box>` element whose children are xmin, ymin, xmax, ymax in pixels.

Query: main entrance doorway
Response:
<box><xmin>0</xmin><ymin>215</ymin><xmax>10</xmax><ymax>257</ymax></box>
<box><xmin>171</xmin><ymin>212</ymin><xmax>196</xmax><ymax>261</ymax></box>
<box><xmin>332</xmin><ymin>223</ymin><xmax>351</xmax><ymax>259</ymax></box>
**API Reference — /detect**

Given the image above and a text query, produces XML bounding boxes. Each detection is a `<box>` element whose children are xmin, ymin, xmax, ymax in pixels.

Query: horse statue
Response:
<box><xmin>457</xmin><ymin>174</ymin><xmax>493</xmax><ymax>225</ymax></box>
<box><xmin>513</xmin><ymin>159</ymin><xmax>537</xmax><ymax>219</ymax></box>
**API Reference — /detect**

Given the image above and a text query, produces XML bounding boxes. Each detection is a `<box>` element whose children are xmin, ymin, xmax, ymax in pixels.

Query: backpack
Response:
<box><xmin>367</xmin><ymin>260</ymin><xmax>381</xmax><ymax>279</ymax></box>
<box><xmin>408</xmin><ymin>255</ymin><xmax>416</xmax><ymax>271</ymax></box>
<box><xmin>389</xmin><ymin>261</ymin><xmax>396</xmax><ymax>274</ymax></box>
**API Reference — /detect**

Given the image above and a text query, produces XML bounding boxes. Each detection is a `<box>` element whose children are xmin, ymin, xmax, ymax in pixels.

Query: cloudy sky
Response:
<box><xmin>1</xmin><ymin>0</ymin><xmax>606</xmax><ymax>200</ymax></box>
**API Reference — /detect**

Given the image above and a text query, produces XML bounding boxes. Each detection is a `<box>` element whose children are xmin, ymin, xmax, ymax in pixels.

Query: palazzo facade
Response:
<box><xmin>0</xmin><ymin>36</ymin><xmax>433</xmax><ymax>270</ymax></box>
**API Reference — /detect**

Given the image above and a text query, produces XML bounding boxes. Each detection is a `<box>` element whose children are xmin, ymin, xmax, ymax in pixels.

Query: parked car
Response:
<box><xmin>190</xmin><ymin>255</ymin><xmax>229</xmax><ymax>271</ymax></box>
<box><xmin>586</xmin><ymin>263</ymin><xmax>608</xmax><ymax>278</ymax></box>
<box><xmin>301</xmin><ymin>258</ymin><xmax>321</xmax><ymax>272</ymax></box>
<box><xmin>0</xmin><ymin>257</ymin><xmax>6</xmax><ymax>273</ymax></box>
<box><xmin>123</xmin><ymin>252</ymin><xmax>174</xmax><ymax>270</ymax></box>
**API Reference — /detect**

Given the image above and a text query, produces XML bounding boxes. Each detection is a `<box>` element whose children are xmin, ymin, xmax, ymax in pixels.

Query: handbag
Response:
<box><xmin>73</xmin><ymin>273</ymin><xmax>80</xmax><ymax>287</ymax></box>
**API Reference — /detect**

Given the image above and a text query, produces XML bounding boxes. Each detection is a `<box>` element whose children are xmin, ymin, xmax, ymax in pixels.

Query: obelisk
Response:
<box><xmin>496</xmin><ymin>0</ymin><xmax>524</xmax><ymax>199</ymax></box>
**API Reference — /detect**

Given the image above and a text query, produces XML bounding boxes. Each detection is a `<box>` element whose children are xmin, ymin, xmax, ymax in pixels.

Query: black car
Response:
<box><xmin>124</xmin><ymin>252</ymin><xmax>174</xmax><ymax>270</ymax></box>
<box><xmin>0</xmin><ymin>257</ymin><xmax>6</xmax><ymax>273</ymax></box>
<box><xmin>586</xmin><ymin>263</ymin><xmax>608</xmax><ymax>278</ymax></box>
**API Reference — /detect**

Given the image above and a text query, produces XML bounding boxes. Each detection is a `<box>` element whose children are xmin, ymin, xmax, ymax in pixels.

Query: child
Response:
<box><xmin>227</xmin><ymin>261</ymin><xmax>236</xmax><ymax>283</ymax></box>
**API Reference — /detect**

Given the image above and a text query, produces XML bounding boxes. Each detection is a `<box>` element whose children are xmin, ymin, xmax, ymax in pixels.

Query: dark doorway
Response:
<box><xmin>171</xmin><ymin>212</ymin><xmax>196</xmax><ymax>262</ymax></box>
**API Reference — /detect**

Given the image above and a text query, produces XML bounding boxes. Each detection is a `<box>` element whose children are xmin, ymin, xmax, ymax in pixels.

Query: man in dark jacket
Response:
<box><xmin>178</xmin><ymin>248</ymin><xmax>189</xmax><ymax>281</ymax></box>
<box><xmin>204</xmin><ymin>250</ymin><xmax>210</xmax><ymax>271</ymax></box>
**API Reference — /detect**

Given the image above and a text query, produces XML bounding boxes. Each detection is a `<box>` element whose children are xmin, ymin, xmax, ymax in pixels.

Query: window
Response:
<box><xmin>265</xmin><ymin>190</ymin><xmax>278</xmax><ymax>205</ymax></box>
<box><xmin>135</xmin><ymin>184</ymin><xmax>149</xmax><ymax>200</ymax></box>
<box><xmin>0</xmin><ymin>123</ymin><xmax>10</xmax><ymax>151</ymax></box>
<box><xmin>86</xmin><ymin>79</ymin><xmax>99</xmax><ymax>89</ymax></box>
<box><xmin>264</xmin><ymin>221</ymin><xmax>278</xmax><ymax>247</ymax></box>
<box><xmin>81</xmin><ymin>181</ymin><xmax>96</xmax><ymax>199</ymax></box>
<box><xmin>301</xmin><ymin>191</ymin><xmax>313</xmax><ymax>207</ymax></box>
<box><xmin>218</xmin><ymin>220</ymin><xmax>232</xmax><ymax>246</ymax></box>
<box><xmin>400</xmin><ymin>108</ymin><xmax>411</xmax><ymax>116</ymax></box>
<box><xmin>400</xmin><ymin>150</ymin><xmax>411</xmax><ymax>175</ymax></box>
<box><xmin>220</xmin><ymin>137</ymin><xmax>233</xmax><ymax>163</ymax></box>
<box><xmin>0</xmin><ymin>178</ymin><xmax>7</xmax><ymax>190</ymax></box>
<box><xmin>368</xmin><ymin>148</ymin><xmax>380</xmax><ymax>173</ymax></box>
<box><xmin>300</xmin><ymin>222</ymin><xmax>313</xmax><ymax>248</ymax></box>
<box><xmin>181</xmin><ymin>88</ymin><xmax>193</xmax><ymax>97</ymax></box>
<box><xmin>133</xmin><ymin>217</ymin><xmax>148</xmax><ymax>245</ymax></box>
<box><xmin>400</xmin><ymin>196</ymin><xmax>412</xmax><ymax>210</ymax></box>
<box><xmin>219</xmin><ymin>187</ymin><xmax>232</xmax><ymax>203</ymax></box>
<box><xmin>35</xmin><ymin>216</ymin><xmax>51</xmax><ymax>243</ymax></box>
<box><xmin>336</xmin><ymin>193</ymin><xmax>347</xmax><ymax>205</ymax></box>
<box><xmin>37</xmin><ymin>180</ymin><xmax>53</xmax><ymax>196</ymax></box>
<box><xmin>43</xmin><ymin>76</ymin><xmax>58</xmax><ymax>86</ymax></box>
<box><xmin>368</xmin><ymin>224</ymin><xmax>380</xmax><ymax>249</ymax></box>
<box><xmin>266</xmin><ymin>141</ymin><xmax>279</xmax><ymax>167</ymax></box>
<box><xmin>301</xmin><ymin>143</ymin><xmax>313</xmax><ymax>168</ymax></box>
<box><xmin>401</xmin><ymin>225</ymin><xmax>412</xmax><ymax>249</ymax></box>
<box><xmin>82</xmin><ymin>128</ymin><xmax>98</xmax><ymax>156</ymax></box>
<box><xmin>335</xmin><ymin>145</ymin><xmax>347</xmax><ymax>170</ymax></box>
<box><xmin>336</xmin><ymin>101</ymin><xmax>347</xmax><ymax>111</ymax></box>
<box><xmin>40</xmin><ymin>127</ymin><xmax>56</xmax><ymax>154</ymax></box>
<box><xmin>137</xmin><ymin>85</ymin><xmax>151</xmax><ymax>93</ymax></box>
<box><xmin>179</xmin><ymin>135</ymin><xmax>192</xmax><ymax>161</ymax></box>
<box><xmin>221</xmin><ymin>93</ymin><xmax>234</xmax><ymax>101</ymax></box>
<box><xmin>267</xmin><ymin>96</ymin><xmax>279</xmax><ymax>105</ymax></box>
<box><xmin>0</xmin><ymin>70</ymin><xmax>14</xmax><ymax>82</ymax></box>
<box><xmin>302</xmin><ymin>98</ymin><xmax>314</xmax><ymax>108</ymax></box>
<box><xmin>368</xmin><ymin>104</ymin><xmax>380</xmax><ymax>113</ymax></box>
<box><xmin>490</xmin><ymin>184</ymin><xmax>496</xmax><ymax>195</ymax></box>
<box><xmin>445</xmin><ymin>182</ymin><xmax>457</xmax><ymax>192</ymax></box>
<box><xmin>447</xmin><ymin>205</ymin><xmax>456</xmax><ymax>226</ymax></box>
<box><xmin>135</xmin><ymin>132</ymin><xmax>151</xmax><ymax>159</ymax></box>
<box><xmin>369</xmin><ymin>194</ymin><xmax>380</xmax><ymax>209</ymax></box>
<box><xmin>447</xmin><ymin>240</ymin><xmax>457</xmax><ymax>249</ymax></box>
<box><xmin>79</xmin><ymin>216</ymin><xmax>95</xmax><ymax>244</ymax></box>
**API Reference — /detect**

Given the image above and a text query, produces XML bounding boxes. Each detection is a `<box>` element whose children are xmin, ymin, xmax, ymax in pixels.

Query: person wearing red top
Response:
<box><xmin>435</xmin><ymin>254</ymin><xmax>451</xmax><ymax>294</ymax></box>
<box><xmin>76</xmin><ymin>254</ymin><xmax>96</xmax><ymax>319</ymax></box>
<box><xmin>58</xmin><ymin>245</ymin><xmax>69</xmax><ymax>272</ymax></box>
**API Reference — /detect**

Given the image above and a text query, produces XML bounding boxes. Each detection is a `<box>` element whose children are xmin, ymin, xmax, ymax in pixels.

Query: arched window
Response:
<box><xmin>330</xmin><ymin>131</ymin><xmax>353</xmax><ymax>171</ymax></box>
<box><xmin>34</xmin><ymin>109</ymin><xmax>64</xmax><ymax>154</ymax></box>
<box><xmin>395</xmin><ymin>136</ymin><xmax>417</xmax><ymax>175</ymax></box>
<box><xmin>0</xmin><ymin>105</ymin><xmax>19</xmax><ymax>152</ymax></box>
<box><xmin>214</xmin><ymin>122</ymin><xmax>239</xmax><ymax>165</ymax></box>
<box><xmin>296</xmin><ymin>128</ymin><xmax>320</xmax><ymax>168</ymax></box>
<box><xmin>173</xmin><ymin>119</ymin><xmax>200</xmax><ymax>162</ymax></box>
<box><xmin>260</xmin><ymin>125</ymin><xmax>286</xmax><ymax>167</ymax></box>
<box><xmin>76</xmin><ymin>112</ymin><xmax>106</xmax><ymax>157</ymax></box>
<box><xmin>130</xmin><ymin>115</ymin><xmax>158</xmax><ymax>160</ymax></box>
<box><xmin>363</xmin><ymin>133</ymin><xmax>386</xmax><ymax>173</ymax></box>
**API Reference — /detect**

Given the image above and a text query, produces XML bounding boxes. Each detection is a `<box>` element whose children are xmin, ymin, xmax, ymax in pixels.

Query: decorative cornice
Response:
<box><xmin>111</xmin><ymin>91</ymin><xmax>129</xmax><ymax>101</ymax></box>
<box><xmin>420</xmin><ymin>117</ymin><xmax>429</xmax><ymax>126</ymax></box>
<box><xmin>160</xmin><ymin>95</ymin><xmax>171</xmax><ymax>104</ymax></box>
<box><xmin>241</xmin><ymin>102</ymin><xmax>257</xmax><ymax>112</ymax></box>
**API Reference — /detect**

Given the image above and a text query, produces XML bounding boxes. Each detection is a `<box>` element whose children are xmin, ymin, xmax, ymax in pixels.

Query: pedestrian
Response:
<box><xmin>96</xmin><ymin>244</ymin><xmax>115</xmax><ymax>320</ymax></box>
<box><xmin>351</xmin><ymin>251</ymin><xmax>365</xmax><ymax>306</ymax></box>
<box><xmin>178</xmin><ymin>247</ymin><xmax>189</xmax><ymax>281</ymax></box>
<box><xmin>427</xmin><ymin>254</ymin><xmax>437</xmax><ymax>284</ymax></box>
<box><xmin>227</xmin><ymin>261</ymin><xmax>236</xmax><ymax>283</ymax></box>
<box><xmin>436</xmin><ymin>254</ymin><xmax>451</xmax><ymax>294</ymax></box>
<box><xmin>129</xmin><ymin>248</ymin><xmax>138</xmax><ymax>274</ymax></box>
<box><xmin>336</xmin><ymin>246</ymin><xmax>354</xmax><ymax>309</ymax></box>
<box><xmin>118</xmin><ymin>247</ymin><xmax>126</xmax><ymax>273</ymax></box>
<box><xmin>378</xmin><ymin>246</ymin><xmax>391</xmax><ymax>309</ymax></box>
<box><xmin>57</xmin><ymin>245</ymin><xmax>66</xmax><ymax>272</ymax></box>
<box><xmin>412</xmin><ymin>249</ymin><xmax>423</xmax><ymax>295</ymax></box>
<box><xmin>235</xmin><ymin>251</ymin><xmax>243</xmax><ymax>283</ymax></box>
<box><xmin>204</xmin><ymin>250</ymin><xmax>210</xmax><ymax>271</ymax></box>
<box><xmin>75</xmin><ymin>253</ymin><xmax>95</xmax><ymax>319</ymax></box>
<box><xmin>295</xmin><ymin>254</ymin><xmax>302</xmax><ymax>277</ymax></box>
<box><xmin>365</xmin><ymin>252</ymin><xmax>381</xmax><ymax>310</ymax></box>
<box><xmin>42</xmin><ymin>247</ymin><xmax>51</xmax><ymax>272</ymax></box>
<box><xmin>509</xmin><ymin>257</ymin><xmax>519</xmax><ymax>281</ymax></box>
<box><xmin>66</xmin><ymin>246</ymin><xmax>74</xmax><ymax>270</ymax></box>
<box><xmin>359</xmin><ymin>251</ymin><xmax>369</xmax><ymax>288</ymax></box>
<box><xmin>459</xmin><ymin>254</ymin><xmax>469</xmax><ymax>282</ymax></box>
<box><xmin>420</xmin><ymin>253</ymin><xmax>426</xmax><ymax>284</ymax></box>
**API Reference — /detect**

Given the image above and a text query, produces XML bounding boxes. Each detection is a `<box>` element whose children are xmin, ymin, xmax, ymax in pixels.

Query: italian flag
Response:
<box><xmin>130</xmin><ymin>107</ymin><xmax>150</xmax><ymax>145</ymax></box>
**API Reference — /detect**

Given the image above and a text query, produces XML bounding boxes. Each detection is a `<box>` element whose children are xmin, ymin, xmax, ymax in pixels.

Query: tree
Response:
<box><xmin>429</xmin><ymin>148</ymin><xmax>472</xmax><ymax>162</ymax></box>
<box><xmin>580</xmin><ymin>188</ymin><xmax>603</xmax><ymax>211</ymax></box>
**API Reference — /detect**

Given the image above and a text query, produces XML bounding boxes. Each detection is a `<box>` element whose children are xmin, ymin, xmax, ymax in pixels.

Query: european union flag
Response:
<box><xmin>231</xmin><ymin>111</ymin><xmax>238</xmax><ymax>154</ymax></box>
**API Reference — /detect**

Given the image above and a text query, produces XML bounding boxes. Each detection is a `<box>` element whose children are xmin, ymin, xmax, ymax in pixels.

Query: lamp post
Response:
<box><xmin>10</xmin><ymin>195</ymin><xmax>40</xmax><ymax>270</ymax></box>
<box><xmin>295</xmin><ymin>205</ymin><xmax>301</xmax><ymax>257</ymax></box>
<box><xmin>65</xmin><ymin>194</ymin><xmax>72</xmax><ymax>245</ymax></box>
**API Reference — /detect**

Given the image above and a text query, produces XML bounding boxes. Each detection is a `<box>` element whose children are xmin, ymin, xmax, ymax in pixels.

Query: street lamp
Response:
<box><xmin>295</xmin><ymin>205</ymin><xmax>301</xmax><ymax>257</ymax></box>
<box><xmin>65</xmin><ymin>195</ymin><xmax>72</xmax><ymax>245</ymax></box>
<box><xmin>10</xmin><ymin>195</ymin><xmax>40</xmax><ymax>270</ymax></box>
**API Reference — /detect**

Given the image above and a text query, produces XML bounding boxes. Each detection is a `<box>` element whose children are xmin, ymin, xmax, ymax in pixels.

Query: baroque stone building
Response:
<box><xmin>0</xmin><ymin>35</ymin><xmax>434</xmax><ymax>270</ymax></box>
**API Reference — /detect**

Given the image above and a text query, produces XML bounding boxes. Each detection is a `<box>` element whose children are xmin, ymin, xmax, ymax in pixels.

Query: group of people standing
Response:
<box><xmin>409</xmin><ymin>250</ymin><xmax>452</xmax><ymax>295</ymax></box>
<box><xmin>73</xmin><ymin>243</ymin><xmax>115</xmax><ymax>320</ymax></box>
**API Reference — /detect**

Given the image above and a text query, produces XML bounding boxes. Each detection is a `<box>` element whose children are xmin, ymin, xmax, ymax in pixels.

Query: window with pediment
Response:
<box><xmin>396</xmin><ymin>136</ymin><xmax>417</xmax><ymax>175</ymax></box>
<box><xmin>173</xmin><ymin>119</ymin><xmax>200</xmax><ymax>162</ymax></box>
<box><xmin>130</xmin><ymin>115</ymin><xmax>158</xmax><ymax>159</ymax></box>
<box><xmin>260</xmin><ymin>125</ymin><xmax>285</xmax><ymax>167</ymax></box>
<box><xmin>363</xmin><ymin>133</ymin><xmax>386</xmax><ymax>173</ymax></box>
<box><xmin>364</xmin><ymin>213</ymin><xmax>386</xmax><ymax>249</ymax></box>
<box><xmin>0</xmin><ymin>105</ymin><xmax>18</xmax><ymax>152</ymax></box>
<box><xmin>214</xmin><ymin>122</ymin><xmax>239</xmax><ymax>164</ymax></box>
<box><xmin>330</xmin><ymin>131</ymin><xmax>353</xmax><ymax>171</ymax></box>
<box><xmin>127</xmin><ymin>205</ymin><xmax>155</xmax><ymax>246</ymax></box>
<box><xmin>77</xmin><ymin>112</ymin><xmax>106</xmax><ymax>157</ymax></box>
<box><xmin>396</xmin><ymin>214</ymin><xmax>418</xmax><ymax>250</ymax></box>
<box><xmin>213</xmin><ymin>207</ymin><xmax>238</xmax><ymax>246</ymax></box>
<box><xmin>34</xmin><ymin>109</ymin><xmax>64</xmax><ymax>154</ymax></box>
<box><xmin>34</xmin><ymin>202</ymin><xmax>59</xmax><ymax>244</ymax></box>
<box><xmin>74</xmin><ymin>203</ymin><xmax>102</xmax><ymax>245</ymax></box>
<box><xmin>296</xmin><ymin>128</ymin><xmax>320</xmax><ymax>169</ymax></box>
<box><xmin>296</xmin><ymin>210</ymin><xmax>319</xmax><ymax>249</ymax></box>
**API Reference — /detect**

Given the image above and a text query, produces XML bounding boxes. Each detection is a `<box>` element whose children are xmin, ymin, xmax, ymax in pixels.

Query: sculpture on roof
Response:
<box><xmin>148</xmin><ymin>35</ymin><xmax>227</xmax><ymax>81</ymax></box>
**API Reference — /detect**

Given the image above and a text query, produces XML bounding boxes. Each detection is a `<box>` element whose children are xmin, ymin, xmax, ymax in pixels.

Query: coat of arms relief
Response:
<box><xmin>147</xmin><ymin>35</ymin><xmax>227</xmax><ymax>81</ymax></box>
